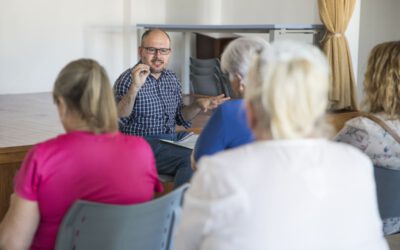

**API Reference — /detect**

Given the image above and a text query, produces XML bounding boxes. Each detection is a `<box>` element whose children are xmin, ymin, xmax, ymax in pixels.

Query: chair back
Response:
<box><xmin>55</xmin><ymin>183</ymin><xmax>190</xmax><ymax>250</ymax></box>
<box><xmin>190</xmin><ymin>65</ymin><xmax>219</xmax><ymax>75</ymax></box>
<box><xmin>189</xmin><ymin>57</ymin><xmax>220</xmax><ymax>68</ymax></box>
<box><xmin>190</xmin><ymin>73</ymin><xmax>222</xmax><ymax>96</ymax></box>
<box><xmin>189</xmin><ymin>57</ymin><xmax>231</xmax><ymax>97</ymax></box>
<box><xmin>374</xmin><ymin>166</ymin><xmax>400</xmax><ymax>234</ymax></box>
<box><xmin>218</xmin><ymin>73</ymin><xmax>232</xmax><ymax>97</ymax></box>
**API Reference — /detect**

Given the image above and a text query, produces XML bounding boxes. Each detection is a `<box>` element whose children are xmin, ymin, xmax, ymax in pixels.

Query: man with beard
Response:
<box><xmin>114</xmin><ymin>29</ymin><xmax>229</xmax><ymax>187</ymax></box>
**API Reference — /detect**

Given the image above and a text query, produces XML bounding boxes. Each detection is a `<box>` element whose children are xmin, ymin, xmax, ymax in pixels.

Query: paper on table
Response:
<box><xmin>160</xmin><ymin>133</ymin><xmax>199</xmax><ymax>149</ymax></box>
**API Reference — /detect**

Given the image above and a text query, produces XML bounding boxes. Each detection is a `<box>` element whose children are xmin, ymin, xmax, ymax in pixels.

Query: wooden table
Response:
<box><xmin>0</xmin><ymin>92</ymin><xmax>63</xmax><ymax>219</ymax></box>
<box><xmin>0</xmin><ymin>92</ymin><xmax>210</xmax><ymax>220</ymax></box>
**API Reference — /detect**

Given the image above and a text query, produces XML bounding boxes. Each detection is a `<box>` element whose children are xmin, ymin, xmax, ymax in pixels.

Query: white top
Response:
<box><xmin>174</xmin><ymin>139</ymin><xmax>388</xmax><ymax>250</ymax></box>
<box><xmin>335</xmin><ymin>114</ymin><xmax>400</xmax><ymax>170</ymax></box>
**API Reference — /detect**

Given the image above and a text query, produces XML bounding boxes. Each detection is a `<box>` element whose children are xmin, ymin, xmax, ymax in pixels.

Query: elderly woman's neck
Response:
<box><xmin>253</xmin><ymin>128</ymin><xmax>273</xmax><ymax>141</ymax></box>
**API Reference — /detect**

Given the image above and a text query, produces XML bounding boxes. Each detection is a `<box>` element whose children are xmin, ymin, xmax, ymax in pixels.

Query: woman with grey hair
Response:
<box><xmin>175</xmin><ymin>41</ymin><xmax>388</xmax><ymax>250</ymax></box>
<box><xmin>193</xmin><ymin>37</ymin><xmax>268</xmax><ymax>166</ymax></box>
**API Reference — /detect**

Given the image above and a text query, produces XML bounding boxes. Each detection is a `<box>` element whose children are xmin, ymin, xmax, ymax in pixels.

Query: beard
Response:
<box><xmin>150</xmin><ymin>67</ymin><xmax>164</xmax><ymax>74</ymax></box>
<box><xmin>150</xmin><ymin>58</ymin><xmax>165</xmax><ymax>74</ymax></box>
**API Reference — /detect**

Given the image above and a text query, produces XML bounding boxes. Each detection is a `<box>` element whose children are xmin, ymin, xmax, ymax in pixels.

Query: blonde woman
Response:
<box><xmin>335</xmin><ymin>41</ymin><xmax>400</xmax><ymax>235</ymax></box>
<box><xmin>0</xmin><ymin>59</ymin><xmax>162</xmax><ymax>250</ymax></box>
<box><xmin>174</xmin><ymin>41</ymin><xmax>388</xmax><ymax>250</ymax></box>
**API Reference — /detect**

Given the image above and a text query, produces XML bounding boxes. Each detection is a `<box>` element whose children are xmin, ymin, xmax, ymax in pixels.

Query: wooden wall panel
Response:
<box><xmin>0</xmin><ymin>145</ymin><xmax>31</xmax><ymax>220</ymax></box>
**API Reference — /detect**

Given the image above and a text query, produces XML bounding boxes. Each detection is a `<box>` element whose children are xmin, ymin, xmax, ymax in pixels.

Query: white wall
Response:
<box><xmin>357</xmin><ymin>0</ymin><xmax>400</xmax><ymax>104</ymax></box>
<box><xmin>0</xmin><ymin>0</ymin><xmax>375</xmax><ymax>96</ymax></box>
<box><xmin>0</xmin><ymin>0</ymin><xmax>125</xmax><ymax>94</ymax></box>
<box><xmin>129</xmin><ymin>0</ymin><xmax>166</xmax><ymax>64</ymax></box>
<box><xmin>346</xmin><ymin>0</ymin><xmax>361</xmax><ymax>84</ymax></box>
<box><xmin>0</xmin><ymin>0</ymin><xmax>167</xmax><ymax>94</ymax></box>
<box><xmin>167</xmin><ymin>0</ymin><xmax>222</xmax><ymax>24</ymax></box>
<box><xmin>221</xmin><ymin>0</ymin><xmax>320</xmax><ymax>24</ymax></box>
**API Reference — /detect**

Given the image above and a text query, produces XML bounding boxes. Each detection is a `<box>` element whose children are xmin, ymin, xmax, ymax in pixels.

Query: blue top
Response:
<box><xmin>194</xmin><ymin>99</ymin><xmax>254</xmax><ymax>161</ymax></box>
<box><xmin>114</xmin><ymin>68</ymin><xmax>191</xmax><ymax>136</ymax></box>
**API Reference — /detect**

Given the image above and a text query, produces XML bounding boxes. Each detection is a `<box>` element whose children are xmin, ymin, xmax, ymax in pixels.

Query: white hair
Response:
<box><xmin>221</xmin><ymin>37</ymin><xmax>269</xmax><ymax>81</ymax></box>
<box><xmin>245</xmin><ymin>40</ymin><xmax>330</xmax><ymax>139</ymax></box>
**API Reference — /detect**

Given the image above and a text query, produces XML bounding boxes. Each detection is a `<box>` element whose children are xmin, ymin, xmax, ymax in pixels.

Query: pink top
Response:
<box><xmin>14</xmin><ymin>131</ymin><xmax>163</xmax><ymax>250</ymax></box>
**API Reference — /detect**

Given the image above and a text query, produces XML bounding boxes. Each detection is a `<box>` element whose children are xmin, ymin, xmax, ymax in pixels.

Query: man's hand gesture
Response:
<box><xmin>196</xmin><ymin>94</ymin><xmax>231</xmax><ymax>112</ymax></box>
<box><xmin>128</xmin><ymin>64</ymin><xmax>150</xmax><ymax>95</ymax></box>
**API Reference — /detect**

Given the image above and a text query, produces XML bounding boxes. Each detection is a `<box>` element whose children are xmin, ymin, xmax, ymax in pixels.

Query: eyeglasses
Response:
<box><xmin>142</xmin><ymin>47</ymin><xmax>171</xmax><ymax>55</ymax></box>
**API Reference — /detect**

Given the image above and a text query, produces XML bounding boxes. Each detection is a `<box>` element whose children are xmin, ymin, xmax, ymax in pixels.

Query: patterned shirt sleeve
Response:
<box><xmin>113</xmin><ymin>68</ymin><xmax>132</xmax><ymax>128</ymax></box>
<box><xmin>335</xmin><ymin>119</ymin><xmax>370</xmax><ymax>152</ymax></box>
<box><xmin>335</xmin><ymin>116</ymin><xmax>400</xmax><ymax>170</ymax></box>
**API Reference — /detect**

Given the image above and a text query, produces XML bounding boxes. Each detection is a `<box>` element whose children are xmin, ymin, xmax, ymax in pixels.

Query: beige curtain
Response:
<box><xmin>318</xmin><ymin>0</ymin><xmax>358</xmax><ymax>111</ymax></box>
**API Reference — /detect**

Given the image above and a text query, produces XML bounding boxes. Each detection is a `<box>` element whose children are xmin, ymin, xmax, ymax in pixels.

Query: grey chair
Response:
<box><xmin>55</xmin><ymin>183</ymin><xmax>190</xmax><ymax>250</ymax></box>
<box><xmin>374</xmin><ymin>165</ymin><xmax>400</xmax><ymax>235</ymax></box>
<box><xmin>218</xmin><ymin>73</ymin><xmax>233</xmax><ymax>97</ymax></box>
<box><xmin>189</xmin><ymin>57</ymin><xmax>220</xmax><ymax>68</ymax></box>
<box><xmin>190</xmin><ymin>65</ymin><xmax>219</xmax><ymax>76</ymax></box>
<box><xmin>190</xmin><ymin>73</ymin><xmax>223</xmax><ymax>96</ymax></box>
<box><xmin>189</xmin><ymin>57</ymin><xmax>231</xmax><ymax>97</ymax></box>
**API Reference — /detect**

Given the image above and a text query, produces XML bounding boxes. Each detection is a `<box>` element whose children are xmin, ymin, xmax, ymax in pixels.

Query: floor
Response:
<box><xmin>386</xmin><ymin>233</ymin><xmax>400</xmax><ymax>250</ymax></box>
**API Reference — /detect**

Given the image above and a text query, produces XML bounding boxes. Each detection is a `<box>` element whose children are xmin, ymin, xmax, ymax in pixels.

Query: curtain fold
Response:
<box><xmin>318</xmin><ymin>0</ymin><xmax>358</xmax><ymax>110</ymax></box>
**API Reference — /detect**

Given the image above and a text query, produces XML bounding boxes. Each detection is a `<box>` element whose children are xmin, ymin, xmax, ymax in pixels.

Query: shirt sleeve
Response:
<box><xmin>114</xmin><ymin>68</ymin><xmax>133</xmax><ymax>127</ymax></box>
<box><xmin>14</xmin><ymin>146</ymin><xmax>42</xmax><ymax>201</ymax></box>
<box><xmin>194</xmin><ymin>105</ymin><xmax>225</xmax><ymax>161</ymax></box>
<box><xmin>334</xmin><ymin>118</ymin><xmax>370</xmax><ymax>152</ymax></box>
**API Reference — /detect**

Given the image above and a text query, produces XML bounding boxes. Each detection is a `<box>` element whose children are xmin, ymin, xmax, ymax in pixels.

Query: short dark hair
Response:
<box><xmin>140</xmin><ymin>29</ymin><xmax>171</xmax><ymax>46</ymax></box>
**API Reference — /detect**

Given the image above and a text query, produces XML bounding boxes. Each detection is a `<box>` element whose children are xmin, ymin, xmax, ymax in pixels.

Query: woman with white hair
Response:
<box><xmin>193</xmin><ymin>37</ymin><xmax>268</xmax><ymax>166</ymax></box>
<box><xmin>175</xmin><ymin>41</ymin><xmax>388</xmax><ymax>250</ymax></box>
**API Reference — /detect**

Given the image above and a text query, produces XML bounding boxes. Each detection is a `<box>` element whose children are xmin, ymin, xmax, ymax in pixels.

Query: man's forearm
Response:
<box><xmin>117</xmin><ymin>91</ymin><xmax>138</xmax><ymax>118</ymax></box>
<box><xmin>182</xmin><ymin>103</ymin><xmax>202</xmax><ymax>121</ymax></box>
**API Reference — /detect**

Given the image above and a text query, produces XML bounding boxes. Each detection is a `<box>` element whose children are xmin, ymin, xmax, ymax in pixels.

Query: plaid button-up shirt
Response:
<box><xmin>114</xmin><ymin>68</ymin><xmax>191</xmax><ymax>136</ymax></box>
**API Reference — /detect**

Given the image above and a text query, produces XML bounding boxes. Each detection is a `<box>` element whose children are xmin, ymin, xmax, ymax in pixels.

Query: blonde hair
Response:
<box><xmin>245</xmin><ymin>40</ymin><xmax>330</xmax><ymax>139</ymax></box>
<box><xmin>363</xmin><ymin>41</ymin><xmax>400</xmax><ymax>119</ymax></box>
<box><xmin>53</xmin><ymin>59</ymin><xmax>118</xmax><ymax>133</ymax></box>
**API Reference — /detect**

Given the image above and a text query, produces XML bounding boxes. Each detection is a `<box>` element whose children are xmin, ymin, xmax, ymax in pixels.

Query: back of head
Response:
<box><xmin>363</xmin><ymin>41</ymin><xmax>400</xmax><ymax>119</ymax></box>
<box><xmin>245</xmin><ymin>40</ymin><xmax>330</xmax><ymax>139</ymax></box>
<box><xmin>221</xmin><ymin>36</ymin><xmax>269</xmax><ymax>80</ymax></box>
<box><xmin>53</xmin><ymin>59</ymin><xmax>118</xmax><ymax>133</ymax></box>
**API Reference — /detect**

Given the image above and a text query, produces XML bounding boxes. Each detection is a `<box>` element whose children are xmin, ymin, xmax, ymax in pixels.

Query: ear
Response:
<box><xmin>138</xmin><ymin>47</ymin><xmax>143</xmax><ymax>59</ymax></box>
<box><xmin>239</xmin><ymin>83</ymin><xmax>246</xmax><ymax>95</ymax></box>
<box><xmin>56</xmin><ymin>97</ymin><xmax>68</xmax><ymax>119</ymax></box>
<box><xmin>234</xmin><ymin>73</ymin><xmax>243</xmax><ymax>83</ymax></box>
